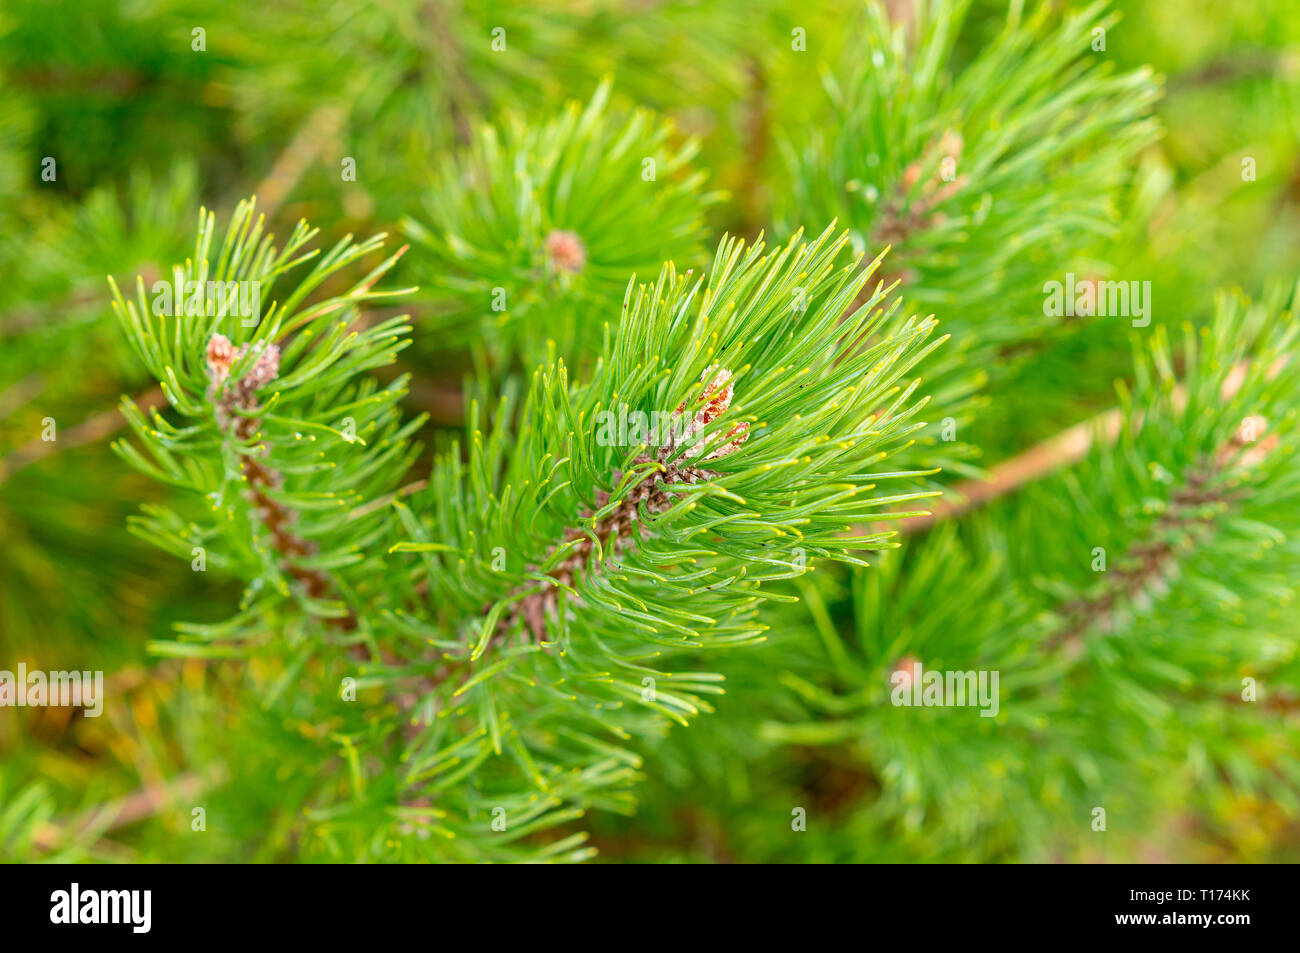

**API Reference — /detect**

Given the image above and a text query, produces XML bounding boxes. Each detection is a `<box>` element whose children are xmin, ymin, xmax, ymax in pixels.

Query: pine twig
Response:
<box><xmin>0</xmin><ymin>386</ymin><xmax>166</xmax><ymax>487</ymax></box>
<box><xmin>897</xmin><ymin>358</ymin><xmax>1272</xmax><ymax>536</ymax></box>
<box><xmin>1044</xmin><ymin>433</ymin><xmax>1259</xmax><ymax>655</ymax></box>
<box><xmin>252</xmin><ymin>103</ymin><xmax>347</xmax><ymax>221</ymax></box>
<box><xmin>0</xmin><ymin>98</ymin><xmax>347</xmax><ymax>485</ymax></box>
<box><xmin>900</xmin><ymin>406</ymin><xmax>1124</xmax><ymax>535</ymax></box>
<box><xmin>30</xmin><ymin>768</ymin><xmax>225</xmax><ymax>853</ymax></box>
<box><xmin>500</xmin><ymin>368</ymin><xmax>747</xmax><ymax>642</ymax></box>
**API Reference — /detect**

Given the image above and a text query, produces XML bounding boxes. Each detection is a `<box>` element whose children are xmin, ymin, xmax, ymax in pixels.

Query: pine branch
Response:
<box><xmin>109</xmin><ymin>209</ymin><xmax>947</xmax><ymax>859</ymax></box>
<box><xmin>897</xmin><ymin>354</ymin><xmax>1283</xmax><ymax>535</ymax></box>
<box><xmin>110</xmin><ymin>199</ymin><xmax>422</xmax><ymax>637</ymax></box>
<box><xmin>30</xmin><ymin>770</ymin><xmax>223</xmax><ymax>854</ymax></box>
<box><xmin>780</xmin><ymin>0</ymin><xmax>1162</xmax><ymax>483</ymax></box>
<box><xmin>711</xmin><ymin>292</ymin><xmax>1300</xmax><ymax>859</ymax></box>
<box><xmin>1046</xmin><ymin>418</ymin><xmax>1275</xmax><ymax>655</ymax></box>
<box><xmin>403</xmin><ymin>79</ymin><xmax>720</xmax><ymax>365</ymax></box>
<box><xmin>252</xmin><ymin>104</ymin><xmax>348</xmax><ymax>221</ymax></box>
<box><xmin>0</xmin><ymin>385</ymin><xmax>166</xmax><ymax>487</ymax></box>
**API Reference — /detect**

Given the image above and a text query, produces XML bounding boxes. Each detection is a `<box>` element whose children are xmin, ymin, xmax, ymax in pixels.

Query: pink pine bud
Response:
<box><xmin>674</xmin><ymin>365</ymin><xmax>749</xmax><ymax>461</ymax></box>
<box><xmin>545</xmin><ymin>229</ymin><xmax>587</xmax><ymax>274</ymax></box>
<box><xmin>206</xmin><ymin>333</ymin><xmax>238</xmax><ymax>386</ymax></box>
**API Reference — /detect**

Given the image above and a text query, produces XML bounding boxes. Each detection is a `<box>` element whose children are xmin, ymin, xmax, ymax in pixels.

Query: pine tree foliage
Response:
<box><xmin>404</xmin><ymin>80</ymin><xmax>719</xmax><ymax>365</ymax></box>
<box><xmin>782</xmin><ymin>0</ymin><xmax>1160</xmax><ymax>479</ymax></box>
<box><xmin>785</xmin><ymin>0</ymin><xmax>1159</xmax><ymax>345</ymax></box>
<box><xmin>0</xmin><ymin>164</ymin><xmax>206</xmax><ymax>659</ymax></box>
<box><xmin>3</xmin><ymin>0</ymin><xmax>1299</xmax><ymax>865</ymax></box>
<box><xmin>109</xmin><ymin>199</ymin><xmax>422</xmax><ymax>627</ymax></box>
<box><xmin>802</xmin><ymin>295</ymin><xmax>1298</xmax><ymax>840</ymax></box>
<box><xmin>627</xmin><ymin>290</ymin><xmax>1300</xmax><ymax>861</ymax></box>
<box><xmin>107</xmin><ymin>204</ymin><xmax>949</xmax><ymax>858</ymax></box>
